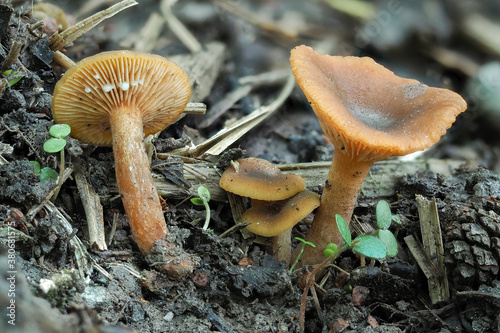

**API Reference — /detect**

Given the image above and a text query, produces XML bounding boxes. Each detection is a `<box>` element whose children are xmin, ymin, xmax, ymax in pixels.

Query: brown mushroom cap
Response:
<box><xmin>52</xmin><ymin>50</ymin><xmax>191</xmax><ymax>146</ymax></box>
<box><xmin>243</xmin><ymin>190</ymin><xmax>320</xmax><ymax>237</ymax></box>
<box><xmin>219</xmin><ymin>158</ymin><xmax>306</xmax><ymax>201</ymax></box>
<box><xmin>290</xmin><ymin>45</ymin><xmax>467</xmax><ymax>161</ymax></box>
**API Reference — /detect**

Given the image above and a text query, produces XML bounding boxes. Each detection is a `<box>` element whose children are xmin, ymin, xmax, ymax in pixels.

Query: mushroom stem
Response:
<box><xmin>110</xmin><ymin>106</ymin><xmax>168</xmax><ymax>255</ymax></box>
<box><xmin>295</xmin><ymin>151</ymin><xmax>373</xmax><ymax>266</ymax></box>
<box><xmin>273</xmin><ymin>229</ymin><xmax>292</xmax><ymax>265</ymax></box>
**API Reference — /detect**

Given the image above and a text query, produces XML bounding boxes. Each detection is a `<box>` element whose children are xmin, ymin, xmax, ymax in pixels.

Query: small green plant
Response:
<box><xmin>30</xmin><ymin>160</ymin><xmax>59</xmax><ymax>182</ymax></box>
<box><xmin>290</xmin><ymin>237</ymin><xmax>316</xmax><ymax>273</ymax></box>
<box><xmin>3</xmin><ymin>69</ymin><xmax>24</xmax><ymax>87</ymax></box>
<box><xmin>190</xmin><ymin>185</ymin><xmax>211</xmax><ymax>230</ymax></box>
<box><xmin>44</xmin><ymin>124</ymin><xmax>71</xmax><ymax>201</ymax></box>
<box><xmin>374</xmin><ymin>200</ymin><xmax>398</xmax><ymax>257</ymax></box>
<box><xmin>326</xmin><ymin>200</ymin><xmax>398</xmax><ymax>261</ymax></box>
<box><xmin>322</xmin><ymin>242</ymin><xmax>338</xmax><ymax>258</ymax></box>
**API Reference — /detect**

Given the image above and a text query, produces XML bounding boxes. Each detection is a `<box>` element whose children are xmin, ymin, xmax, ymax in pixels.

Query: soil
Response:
<box><xmin>2</xmin><ymin>1</ymin><xmax>500</xmax><ymax>333</ymax></box>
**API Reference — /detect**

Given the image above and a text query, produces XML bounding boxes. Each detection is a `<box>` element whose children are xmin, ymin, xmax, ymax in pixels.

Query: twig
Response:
<box><xmin>226</xmin><ymin>192</ymin><xmax>253</xmax><ymax>239</ymax></box>
<box><xmin>107</xmin><ymin>212</ymin><xmax>119</xmax><ymax>247</ymax></box>
<box><xmin>1</xmin><ymin>40</ymin><xmax>22</xmax><ymax>71</ymax></box>
<box><xmin>176</xmin><ymin>74</ymin><xmax>295</xmax><ymax>158</ymax></box>
<box><xmin>218</xmin><ymin>222</ymin><xmax>251</xmax><ymax>239</ymax></box>
<box><xmin>75</xmin><ymin>170</ymin><xmax>108</xmax><ymax>251</ymax></box>
<box><xmin>49</xmin><ymin>0</ymin><xmax>138</xmax><ymax>51</ymax></box>
<box><xmin>91</xmin><ymin>259</ymin><xmax>113</xmax><ymax>280</ymax></box>
<box><xmin>213</xmin><ymin>0</ymin><xmax>298</xmax><ymax>41</ymax></box>
<box><xmin>310</xmin><ymin>284</ymin><xmax>323</xmax><ymax>323</ymax></box>
<box><xmin>299</xmin><ymin>244</ymin><xmax>349</xmax><ymax>332</ymax></box>
<box><xmin>415</xmin><ymin>195</ymin><xmax>450</xmax><ymax>304</ymax></box>
<box><xmin>132</xmin><ymin>12</ymin><xmax>164</xmax><ymax>52</ymax></box>
<box><xmin>43</xmin><ymin>201</ymin><xmax>92</xmax><ymax>278</ymax></box>
<box><xmin>160</xmin><ymin>0</ymin><xmax>202</xmax><ymax>53</ymax></box>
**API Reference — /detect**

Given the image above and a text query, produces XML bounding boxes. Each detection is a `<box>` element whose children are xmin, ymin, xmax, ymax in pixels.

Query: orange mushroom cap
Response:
<box><xmin>243</xmin><ymin>190</ymin><xmax>320</xmax><ymax>237</ymax></box>
<box><xmin>52</xmin><ymin>50</ymin><xmax>191</xmax><ymax>146</ymax></box>
<box><xmin>219</xmin><ymin>158</ymin><xmax>306</xmax><ymax>201</ymax></box>
<box><xmin>290</xmin><ymin>45</ymin><xmax>467</xmax><ymax>162</ymax></box>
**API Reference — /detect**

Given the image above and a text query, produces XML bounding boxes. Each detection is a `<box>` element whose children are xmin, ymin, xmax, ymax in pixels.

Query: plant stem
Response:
<box><xmin>290</xmin><ymin>243</ymin><xmax>306</xmax><ymax>273</ymax></box>
<box><xmin>50</xmin><ymin>149</ymin><xmax>65</xmax><ymax>202</ymax></box>
<box><xmin>202</xmin><ymin>200</ymin><xmax>211</xmax><ymax>230</ymax></box>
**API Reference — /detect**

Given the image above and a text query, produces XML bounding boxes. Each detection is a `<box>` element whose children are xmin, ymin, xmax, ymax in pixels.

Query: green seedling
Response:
<box><xmin>374</xmin><ymin>200</ymin><xmax>398</xmax><ymax>257</ymax></box>
<box><xmin>322</xmin><ymin>242</ymin><xmax>338</xmax><ymax>258</ymax></box>
<box><xmin>30</xmin><ymin>161</ymin><xmax>59</xmax><ymax>182</ymax></box>
<box><xmin>290</xmin><ymin>237</ymin><xmax>316</xmax><ymax>273</ymax></box>
<box><xmin>3</xmin><ymin>69</ymin><xmax>25</xmax><ymax>87</ymax></box>
<box><xmin>326</xmin><ymin>200</ymin><xmax>399</xmax><ymax>263</ymax></box>
<box><xmin>190</xmin><ymin>185</ymin><xmax>211</xmax><ymax>230</ymax></box>
<box><xmin>43</xmin><ymin>124</ymin><xmax>71</xmax><ymax>201</ymax></box>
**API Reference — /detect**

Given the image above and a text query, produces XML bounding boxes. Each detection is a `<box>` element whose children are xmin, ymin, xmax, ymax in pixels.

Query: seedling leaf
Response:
<box><xmin>290</xmin><ymin>237</ymin><xmax>316</xmax><ymax>273</ymax></box>
<box><xmin>43</xmin><ymin>138</ymin><xmax>67</xmax><ymax>153</ymax></box>
<box><xmin>3</xmin><ymin>69</ymin><xmax>24</xmax><ymax>87</ymax></box>
<box><xmin>40</xmin><ymin>167</ymin><xmax>59</xmax><ymax>181</ymax></box>
<box><xmin>49</xmin><ymin>124</ymin><xmax>71</xmax><ymax>138</ymax></box>
<box><xmin>378</xmin><ymin>229</ymin><xmax>398</xmax><ymax>257</ymax></box>
<box><xmin>190</xmin><ymin>198</ymin><xmax>204</xmax><ymax>205</ymax></box>
<box><xmin>376</xmin><ymin>200</ymin><xmax>392</xmax><ymax>229</ymax></box>
<box><xmin>197</xmin><ymin>185</ymin><xmax>211</xmax><ymax>202</ymax></box>
<box><xmin>352</xmin><ymin>235</ymin><xmax>386</xmax><ymax>259</ymax></box>
<box><xmin>391</xmin><ymin>214</ymin><xmax>402</xmax><ymax>225</ymax></box>
<box><xmin>30</xmin><ymin>161</ymin><xmax>41</xmax><ymax>175</ymax></box>
<box><xmin>323</xmin><ymin>243</ymin><xmax>338</xmax><ymax>258</ymax></box>
<box><xmin>336</xmin><ymin>214</ymin><xmax>351</xmax><ymax>246</ymax></box>
<box><xmin>295</xmin><ymin>237</ymin><xmax>316</xmax><ymax>247</ymax></box>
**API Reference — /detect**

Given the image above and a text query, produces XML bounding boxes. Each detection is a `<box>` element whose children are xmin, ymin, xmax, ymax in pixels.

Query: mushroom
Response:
<box><xmin>52</xmin><ymin>50</ymin><xmax>196</xmax><ymax>278</ymax></box>
<box><xmin>290</xmin><ymin>45</ymin><xmax>467</xmax><ymax>266</ymax></box>
<box><xmin>220</xmin><ymin>158</ymin><xmax>312</xmax><ymax>263</ymax></box>
<box><xmin>219</xmin><ymin>157</ymin><xmax>306</xmax><ymax>201</ymax></box>
<box><xmin>243</xmin><ymin>190</ymin><xmax>320</xmax><ymax>264</ymax></box>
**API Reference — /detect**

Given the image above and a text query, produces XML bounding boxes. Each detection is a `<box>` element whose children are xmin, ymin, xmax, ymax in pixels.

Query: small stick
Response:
<box><xmin>415</xmin><ymin>195</ymin><xmax>450</xmax><ymax>304</ymax></box>
<box><xmin>49</xmin><ymin>0</ymin><xmax>138</xmax><ymax>50</ymax></box>
<box><xmin>1</xmin><ymin>40</ymin><xmax>22</xmax><ymax>71</ymax></box>
<box><xmin>107</xmin><ymin>212</ymin><xmax>119</xmax><ymax>247</ymax></box>
<box><xmin>160</xmin><ymin>0</ymin><xmax>202</xmax><ymax>53</ymax></box>
<box><xmin>310</xmin><ymin>285</ymin><xmax>323</xmax><ymax>323</ymax></box>
<box><xmin>218</xmin><ymin>222</ymin><xmax>251</xmax><ymax>239</ymax></box>
<box><xmin>75</xmin><ymin>170</ymin><xmax>107</xmax><ymax>251</ymax></box>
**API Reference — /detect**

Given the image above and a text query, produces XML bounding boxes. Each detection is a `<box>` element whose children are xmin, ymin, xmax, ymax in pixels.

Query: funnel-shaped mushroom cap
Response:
<box><xmin>290</xmin><ymin>45</ymin><xmax>467</xmax><ymax>161</ymax></box>
<box><xmin>52</xmin><ymin>50</ymin><xmax>191</xmax><ymax>146</ymax></box>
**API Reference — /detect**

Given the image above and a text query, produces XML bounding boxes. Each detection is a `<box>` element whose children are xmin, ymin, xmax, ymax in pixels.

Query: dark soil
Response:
<box><xmin>1</xmin><ymin>1</ymin><xmax>500</xmax><ymax>332</ymax></box>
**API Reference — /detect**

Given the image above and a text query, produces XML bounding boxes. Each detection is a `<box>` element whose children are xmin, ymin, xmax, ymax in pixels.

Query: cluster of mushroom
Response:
<box><xmin>219</xmin><ymin>158</ymin><xmax>320</xmax><ymax>264</ymax></box>
<box><xmin>50</xmin><ymin>43</ymin><xmax>468</xmax><ymax>277</ymax></box>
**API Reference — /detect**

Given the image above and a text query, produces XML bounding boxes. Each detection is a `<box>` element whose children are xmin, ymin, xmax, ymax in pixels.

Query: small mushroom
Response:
<box><xmin>243</xmin><ymin>190</ymin><xmax>320</xmax><ymax>264</ymax></box>
<box><xmin>219</xmin><ymin>157</ymin><xmax>306</xmax><ymax>200</ymax></box>
<box><xmin>243</xmin><ymin>190</ymin><xmax>320</xmax><ymax>237</ymax></box>
<box><xmin>290</xmin><ymin>45</ymin><xmax>467</xmax><ymax>266</ymax></box>
<box><xmin>220</xmin><ymin>157</ymin><xmax>313</xmax><ymax>264</ymax></box>
<box><xmin>52</xmin><ymin>50</ymin><xmax>196</xmax><ymax>278</ymax></box>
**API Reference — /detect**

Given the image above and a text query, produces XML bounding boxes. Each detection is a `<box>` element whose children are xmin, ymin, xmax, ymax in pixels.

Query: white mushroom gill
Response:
<box><xmin>130</xmin><ymin>79</ymin><xmax>144</xmax><ymax>87</ymax></box>
<box><xmin>118</xmin><ymin>82</ymin><xmax>130</xmax><ymax>91</ymax></box>
<box><xmin>102</xmin><ymin>84</ymin><xmax>116</xmax><ymax>93</ymax></box>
